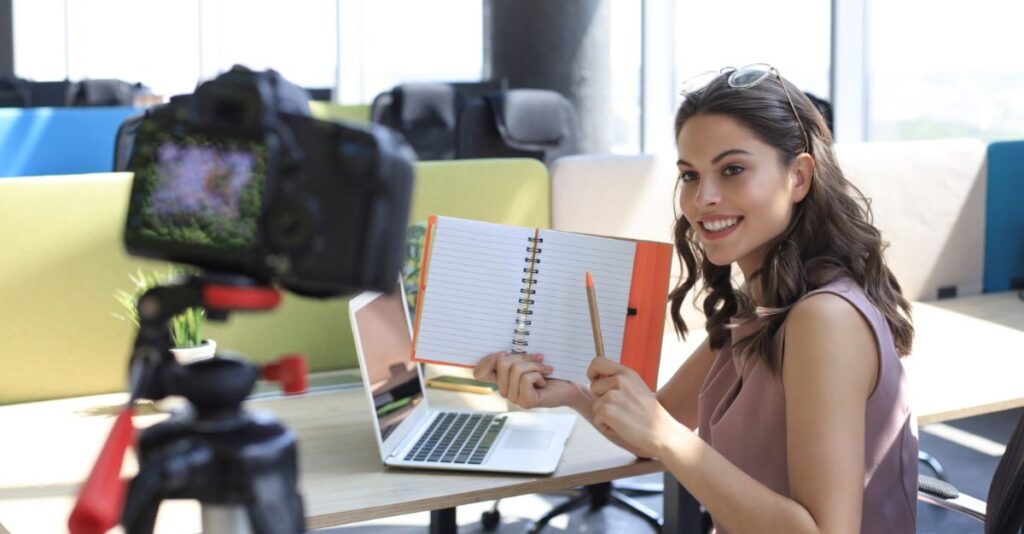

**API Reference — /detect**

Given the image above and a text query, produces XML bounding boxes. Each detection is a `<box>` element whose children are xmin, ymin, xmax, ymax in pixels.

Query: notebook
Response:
<box><xmin>349</xmin><ymin>289</ymin><xmax>576</xmax><ymax>474</ymax></box>
<box><xmin>411</xmin><ymin>215</ymin><xmax>673</xmax><ymax>387</ymax></box>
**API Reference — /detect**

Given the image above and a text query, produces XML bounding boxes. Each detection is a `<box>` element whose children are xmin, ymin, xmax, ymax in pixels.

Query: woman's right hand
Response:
<box><xmin>473</xmin><ymin>352</ymin><xmax>581</xmax><ymax>409</ymax></box>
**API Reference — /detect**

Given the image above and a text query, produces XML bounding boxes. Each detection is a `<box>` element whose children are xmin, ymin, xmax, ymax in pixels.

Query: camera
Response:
<box><xmin>122</xmin><ymin>66</ymin><xmax>416</xmax><ymax>297</ymax></box>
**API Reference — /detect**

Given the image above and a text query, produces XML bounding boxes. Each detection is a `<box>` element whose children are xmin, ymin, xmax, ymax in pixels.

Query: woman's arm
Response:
<box><xmin>593</xmin><ymin>293</ymin><xmax>879</xmax><ymax>533</ymax></box>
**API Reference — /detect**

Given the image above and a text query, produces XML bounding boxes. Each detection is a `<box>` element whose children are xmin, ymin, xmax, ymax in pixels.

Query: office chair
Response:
<box><xmin>480</xmin><ymin>480</ymin><xmax>663</xmax><ymax>532</ymax></box>
<box><xmin>455</xmin><ymin>88</ymin><xmax>580</xmax><ymax>169</ymax></box>
<box><xmin>918</xmin><ymin>410</ymin><xmax>1024</xmax><ymax>532</ymax></box>
<box><xmin>370</xmin><ymin>80</ymin><xmax>504</xmax><ymax>161</ymax></box>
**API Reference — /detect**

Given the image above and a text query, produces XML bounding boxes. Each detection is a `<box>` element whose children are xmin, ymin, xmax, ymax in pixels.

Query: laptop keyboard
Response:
<box><xmin>403</xmin><ymin>412</ymin><xmax>507</xmax><ymax>465</ymax></box>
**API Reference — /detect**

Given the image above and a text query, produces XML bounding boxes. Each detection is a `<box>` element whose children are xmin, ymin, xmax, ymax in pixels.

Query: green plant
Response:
<box><xmin>114</xmin><ymin>266</ymin><xmax>206</xmax><ymax>348</ymax></box>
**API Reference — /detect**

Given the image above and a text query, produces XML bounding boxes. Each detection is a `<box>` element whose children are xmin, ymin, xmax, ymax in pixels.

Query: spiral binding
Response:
<box><xmin>511</xmin><ymin>233</ymin><xmax>543</xmax><ymax>354</ymax></box>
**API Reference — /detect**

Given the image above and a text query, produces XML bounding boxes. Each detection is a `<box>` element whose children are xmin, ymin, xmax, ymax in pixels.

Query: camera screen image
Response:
<box><xmin>132</xmin><ymin>135</ymin><xmax>266</xmax><ymax>251</ymax></box>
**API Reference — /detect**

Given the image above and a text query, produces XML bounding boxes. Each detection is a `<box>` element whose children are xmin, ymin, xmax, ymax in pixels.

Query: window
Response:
<box><xmin>202</xmin><ymin>0</ymin><xmax>337</xmax><ymax>94</ymax></box>
<box><xmin>673</xmin><ymin>1</ymin><xmax>832</xmax><ymax>111</ymax></box>
<box><xmin>65</xmin><ymin>0</ymin><xmax>201</xmax><ymax>97</ymax></box>
<box><xmin>609</xmin><ymin>0</ymin><xmax>642</xmax><ymax>153</ymax></box>
<box><xmin>867</xmin><ymin>0</ymin><xmax>1024</xmax><ymax>141</ymax></box>
<box><xmin>337</xmin><ymin>0</ymin><xmax>482</xmax><ymax>104</ymax></box>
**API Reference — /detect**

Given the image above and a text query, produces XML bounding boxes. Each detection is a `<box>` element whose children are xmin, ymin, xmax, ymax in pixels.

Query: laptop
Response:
<box><xmin>348</xmin><ymin>290</ymin><xmax>576</xmax><ymax>474</ymax></box>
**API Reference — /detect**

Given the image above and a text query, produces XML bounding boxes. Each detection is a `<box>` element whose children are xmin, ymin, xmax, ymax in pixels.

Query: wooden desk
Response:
<box><xmin>905</xmin><ymin>291</ymin><xmax>1024</xmax><ymax>424</ymax></box>
<box><xmin>658</xmin><ymin>291</ymin><xmax>1024</xmax><ymax>426</ymax></box>
<box><xmin>0</xmin><ymin>384</ymin><xmax>659</xmax><ymax>533</ymax></box>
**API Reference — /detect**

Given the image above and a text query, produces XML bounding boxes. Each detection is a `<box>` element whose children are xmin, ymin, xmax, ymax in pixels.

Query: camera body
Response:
<box><xmin>123</xmin><ymin>67</ymin><xmax>416</xmax><ymax>297</ymax></box>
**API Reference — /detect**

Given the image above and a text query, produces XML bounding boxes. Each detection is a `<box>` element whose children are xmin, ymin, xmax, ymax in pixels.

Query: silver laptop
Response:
<box><xmin>348</xmin><ymin>290</ymin><xmax>575</xmax><ymax>474</ymax></box>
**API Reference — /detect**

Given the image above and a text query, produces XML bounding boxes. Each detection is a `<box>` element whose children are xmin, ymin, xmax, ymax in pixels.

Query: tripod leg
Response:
<box><xmin>121</xmin><ymin>462</ymin><xmax>165</xmax><ymax>534</ymax></box>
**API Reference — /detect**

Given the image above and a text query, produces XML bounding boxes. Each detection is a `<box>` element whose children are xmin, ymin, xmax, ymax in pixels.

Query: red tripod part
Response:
<box><xmin>203</xmin><ymin>284</ymin><xmax>282</xmax><ymax>311</ymax></box>
<box><xmin>262</xmin><ymin>354</ymin><xmax>309</xmax><ymax>395</ymax></box>
<box><xmin>68</xmin><ymin>407</ymin><xmax>135</xmax><ymax>534</ymax></box>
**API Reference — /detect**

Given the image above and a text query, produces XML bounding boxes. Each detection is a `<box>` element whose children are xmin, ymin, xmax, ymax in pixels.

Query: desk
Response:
<box><xmin>2</xmin><ymin>292</ymin><xmax>1022</xmax><ymax>533</ymax></box>
<box><xmin>0</xmin><ymin>384</ymin><xmax>660</xmax><ymax>533</ymax></box>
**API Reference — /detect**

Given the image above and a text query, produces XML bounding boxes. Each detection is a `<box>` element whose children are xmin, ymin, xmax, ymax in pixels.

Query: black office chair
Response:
<box><xmin>370</xmin><ymin>80</ymin><xmax>505</xmax><ymax>161</ymax></box>
<box><xmin>918</xmin><ymin>411</ymin><xmax>1024</xmax><ymax>532</ymax></box>
<box><xmin>455</xmin><ymin>88</ymin><xmax>580</xmax><ymax>169</ymax></box>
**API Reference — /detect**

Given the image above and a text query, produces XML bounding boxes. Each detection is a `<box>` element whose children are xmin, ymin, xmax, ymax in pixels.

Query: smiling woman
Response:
<box><xmin>472</xmin><ymin>63</ymin><xmax>919</xmax><ymax>534</ymax></box>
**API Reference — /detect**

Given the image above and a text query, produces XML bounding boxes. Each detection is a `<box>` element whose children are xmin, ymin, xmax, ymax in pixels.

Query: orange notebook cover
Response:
<box><xmin>411</xmin><ymin>215</ymin><xmax>672</xmax><ymax>389</ymax></box>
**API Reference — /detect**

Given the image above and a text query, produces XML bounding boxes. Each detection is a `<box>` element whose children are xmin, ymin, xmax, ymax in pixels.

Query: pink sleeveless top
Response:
<box><xmin>697</xmin><ymin>278</ymin><xmax>917</xmax><ymax>533</ymax></box>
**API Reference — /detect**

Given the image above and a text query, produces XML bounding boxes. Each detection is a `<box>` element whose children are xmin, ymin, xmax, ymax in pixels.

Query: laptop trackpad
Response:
<box><xmin>504</xmin><ymin>429</ymin><xmax>555</xmax><ymax>450</ymax></box>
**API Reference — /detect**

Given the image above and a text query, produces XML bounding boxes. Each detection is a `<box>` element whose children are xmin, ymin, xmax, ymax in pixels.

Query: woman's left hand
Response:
<box><xmin>588</xmin><ymin>357</ymin><xmax>687</xmax><ymax>459</ymax></box>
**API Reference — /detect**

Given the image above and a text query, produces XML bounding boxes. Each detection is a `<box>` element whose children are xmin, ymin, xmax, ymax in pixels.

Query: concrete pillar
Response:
<box><xmin>0</xmin><ymin>0</ymin><xmax>13</xmax><ymax>76</ymax></box>
<box><xmin>483</xmin><ymin>0</ymin><xmax>611</xmax><ymax>153</ymax></box>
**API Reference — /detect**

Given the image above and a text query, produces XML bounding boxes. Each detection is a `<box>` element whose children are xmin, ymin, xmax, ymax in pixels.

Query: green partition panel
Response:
<box><xmin>0</xmin><ymin>159</ymin><xmax>549</xmax><ymax>404</ymax></box>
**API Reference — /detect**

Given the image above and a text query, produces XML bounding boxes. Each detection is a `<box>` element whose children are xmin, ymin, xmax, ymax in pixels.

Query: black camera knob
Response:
<box><xmin>267</xmin><ymin>199</ymin><xmax>316</xmax><ymax>251</ymax></box>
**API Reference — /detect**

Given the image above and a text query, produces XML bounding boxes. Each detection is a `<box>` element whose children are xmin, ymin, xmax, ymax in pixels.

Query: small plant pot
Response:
<box><xmin>169</xmin><ymin>339</ymin><xmax>217</xmax><ymax>365</ymax></box>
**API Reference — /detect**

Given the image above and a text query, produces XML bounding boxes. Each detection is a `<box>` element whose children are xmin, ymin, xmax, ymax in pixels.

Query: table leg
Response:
<box><xmin>430</xmin><ymin>507</ymin><xmax>457</xmax><ymax>534</ymax></box>
<box><xmin>662</xmin><ymin>471</ymin><xmax>703</xmax><ymax>533</ymax></box>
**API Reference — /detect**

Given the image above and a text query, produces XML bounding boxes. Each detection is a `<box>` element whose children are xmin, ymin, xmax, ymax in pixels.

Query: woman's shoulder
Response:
<box><xmin>786</xmin><ymin>274</ymin><xmax>876</xmax><ymax>346</ymax></box>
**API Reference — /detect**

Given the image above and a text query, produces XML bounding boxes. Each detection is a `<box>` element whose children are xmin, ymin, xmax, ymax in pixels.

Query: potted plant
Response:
<box><xmin>115</xmin><ymin>266</ymin><xmax>214</xmax><ymax>364</ymax></box>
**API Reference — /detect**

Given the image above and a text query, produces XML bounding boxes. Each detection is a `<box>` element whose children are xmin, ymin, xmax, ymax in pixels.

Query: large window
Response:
<box><xmin>673</xmin><ymin>1</ymin><xmax>831</xmax><ymax>113</ymax></box>
<box><xmin>867</xmin><ymin>0</ymin><xmax>1024</xmax><ymax>141</ymax></box>
<box><xmin>66</xmin><ymin>0</ymin><xmax>202</xmax><ymax>97</ymax></box>
<box><xmin>336</xmin><ymin>0</ymin><xmax>482</xmax><ymax>104</ymax></box>
<box><xmin>11</xmin><ymin>0</ymin><xmax>478</xmax><ymax>103</ymax></box>
<box><xmin>201</xmin><ymin>0</ymin><xmax>337</xmax><ymax>93</ymax></box>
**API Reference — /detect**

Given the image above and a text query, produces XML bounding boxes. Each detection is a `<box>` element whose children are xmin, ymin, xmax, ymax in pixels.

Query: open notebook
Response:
<box><xmin>411</xmin><ymin>215</ymin><xmax>672</xmax><ymax>387</ymax></box>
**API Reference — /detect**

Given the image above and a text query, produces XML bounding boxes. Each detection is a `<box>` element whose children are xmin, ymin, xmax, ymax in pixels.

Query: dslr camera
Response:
<box><xmin>122</xmin><ymin>66</ymin><xmax>415</xmax><ymax>297</ymax></box>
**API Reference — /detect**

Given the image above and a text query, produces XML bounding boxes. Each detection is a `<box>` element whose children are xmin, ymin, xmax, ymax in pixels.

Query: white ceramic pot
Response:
<box><xmin>169</xmin><ymin>339</ymin><xmax>217</xmax><ymax>364</ymax></box>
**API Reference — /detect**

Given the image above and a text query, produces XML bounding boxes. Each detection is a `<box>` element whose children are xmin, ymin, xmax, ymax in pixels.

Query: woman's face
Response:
<box><xmin>676</xmin><ymin>113</ymin><xmax>811</xmax><ymax>278</ymax></box>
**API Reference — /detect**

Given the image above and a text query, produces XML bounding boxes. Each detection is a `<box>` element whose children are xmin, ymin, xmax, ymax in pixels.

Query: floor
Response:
<box><xmin>319</xmin><ymin>408</ymin><xmax>1021</xmax><ymax>533</ymax></box>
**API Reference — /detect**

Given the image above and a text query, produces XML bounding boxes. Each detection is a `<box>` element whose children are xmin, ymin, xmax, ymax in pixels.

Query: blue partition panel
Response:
<box><xmin>0</xmin><ymin>107</ymin><xmax>139</xmax><ymax>177</ymax></box>
<box><xmin>984</xmin><ymin>140</ymin><xmax>1024</xmax><ymax>292</ymax></box>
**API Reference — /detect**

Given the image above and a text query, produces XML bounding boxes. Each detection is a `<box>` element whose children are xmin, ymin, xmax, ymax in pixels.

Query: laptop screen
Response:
<box><xmin>352</xmin><ymin>290</ymin><xmax>424</xmax><ymax>441</ymax></box>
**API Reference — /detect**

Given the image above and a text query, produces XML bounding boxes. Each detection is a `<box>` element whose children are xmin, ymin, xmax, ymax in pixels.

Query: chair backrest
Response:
<box><xmin>68</xmin><ymin>79</ymin><xmax>135</xmax><ymax>107</ymax></box>
<box><xmin>456</xmin><ymin>89</ymin><xmax>580</xmax><ymax>168</ymax></box>
<box><xmin>372</xmin><ymin>82</ymin><xmax>459</xmax><ymax>160</ymax></box>
<box><xmin>28</xmin><ymin>80</ymin><xmax>74</xmax><ymax>107</ymax></box>
<box><xmin>0</xmin><ymin>75</ymin><xmax>29</xmax><ymax>107</ymax></box>
<box><xmin>986</xmin><ymin>411</ymin><xmax>1024</xmax><ymax>533</ymax></box>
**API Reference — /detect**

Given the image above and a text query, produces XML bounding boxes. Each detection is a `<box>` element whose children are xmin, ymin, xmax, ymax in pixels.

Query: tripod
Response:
<box><xmin>70</xmin><ymin>274</ymin><xmax>306</xmax><ymax>534</ymax></box>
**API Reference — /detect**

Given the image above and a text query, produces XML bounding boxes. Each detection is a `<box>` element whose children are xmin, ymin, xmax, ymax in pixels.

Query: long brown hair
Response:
<box><xmin>669</xmin><ymin>72</ymin><xmax>914</xmax><ymax>371</ymax></box>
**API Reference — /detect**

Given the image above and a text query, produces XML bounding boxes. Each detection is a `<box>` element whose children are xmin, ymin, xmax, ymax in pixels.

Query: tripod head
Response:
<box><xmin>70</xmin><ymin>273</ymin><xmax>306</xmax><ymax>534</ymax></box>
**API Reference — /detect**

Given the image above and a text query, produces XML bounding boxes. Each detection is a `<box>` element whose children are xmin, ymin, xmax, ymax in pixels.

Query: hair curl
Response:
<box><xmin>669</xmin><ymin>71</ymin><xmax>914</xmax><ymax>371</ymax></box>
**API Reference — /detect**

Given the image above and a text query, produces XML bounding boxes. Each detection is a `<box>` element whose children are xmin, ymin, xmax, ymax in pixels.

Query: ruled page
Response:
<box><xmin>414</xmin><ymin>217</ymin><xmax>535</xmax><ymax>366</ymax></box>
<box><xmin>525</xmin><ymin>230</ymin><xmax>636</xmax><ymax>385</ymax></box>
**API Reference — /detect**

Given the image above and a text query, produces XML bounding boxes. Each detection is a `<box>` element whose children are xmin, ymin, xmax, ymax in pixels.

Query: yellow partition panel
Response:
<box><xmin>0</xmin><ymin>159</ymin><xmax>548</xmax><ymax>403</ymax></box>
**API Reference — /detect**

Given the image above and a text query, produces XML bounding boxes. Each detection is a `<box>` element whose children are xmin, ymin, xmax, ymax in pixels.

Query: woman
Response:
<box><xmin>474</xmin><ymin>64</ymin><xmax>918</xmax><ymax>533</ymax></box>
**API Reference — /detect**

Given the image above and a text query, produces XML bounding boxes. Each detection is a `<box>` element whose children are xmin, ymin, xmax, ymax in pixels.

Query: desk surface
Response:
<box><xmin>0</xmin><ymin>386</ymin><xmax>658</xmax><ymax>533</ymax></box>
<box><xmin>659</xmin><ymin>291</ymin><xmax>1024</xmax><ymax>426</ymax></box>
<box><xmin>2</xmin><ymin>291</ymin><xmax>1022</xmax><ymax>532</ymax></box>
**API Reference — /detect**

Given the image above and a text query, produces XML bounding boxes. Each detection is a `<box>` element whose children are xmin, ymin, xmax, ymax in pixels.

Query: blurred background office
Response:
<box><xmin>3</xmin><ymin>0</ymin><xmax>1021</xmax><ymax>153</ymax></box>
<box><xmin>2</xmin><ymin>1</ymin><xmax>1023</xmax><ymax>533</ymax></box>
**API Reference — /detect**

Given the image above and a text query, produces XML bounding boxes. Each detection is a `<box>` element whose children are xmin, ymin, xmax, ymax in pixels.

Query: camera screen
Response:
<box><xmin>131</xmin><ymin>136</ymin><xmax>266</xmax><ymax>250</ymax></box>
